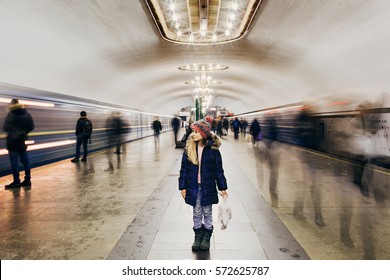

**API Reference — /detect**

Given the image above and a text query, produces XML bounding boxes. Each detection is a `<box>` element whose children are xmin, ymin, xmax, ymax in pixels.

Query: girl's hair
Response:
<box><xmin>185</xmin><ymin>135</ymin><xmax>206</xmax><ymax>165</ymax></box>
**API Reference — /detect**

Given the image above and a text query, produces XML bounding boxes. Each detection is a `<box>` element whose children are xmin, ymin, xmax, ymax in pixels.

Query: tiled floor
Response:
<box><xmin>1</xmin><ymin>130</ymin><xmax>389</xmax><ymax>260</ymax></box>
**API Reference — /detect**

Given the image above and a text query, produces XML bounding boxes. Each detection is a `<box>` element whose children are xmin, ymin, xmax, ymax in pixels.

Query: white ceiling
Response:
<box><xmin>1</xmin><ymin>0</ymin><xmax>390</xmax><ymax>115</ymax></box>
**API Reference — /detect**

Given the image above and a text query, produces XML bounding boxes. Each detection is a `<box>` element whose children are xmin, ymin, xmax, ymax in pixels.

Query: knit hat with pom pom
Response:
<box><xmin>191</xmin><ymin>116</ymin><xmax>213</xmax><ymax>139</ymax></box>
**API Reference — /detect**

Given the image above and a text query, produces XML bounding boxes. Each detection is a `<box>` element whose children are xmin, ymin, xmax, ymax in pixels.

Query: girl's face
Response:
<box><xmin>191</xmin><ymin>130</ymin><xmax>203</xmax><ymax>142</ymax></box>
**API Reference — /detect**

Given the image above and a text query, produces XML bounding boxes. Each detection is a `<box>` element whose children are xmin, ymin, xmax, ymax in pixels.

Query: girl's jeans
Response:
<box><xmin>193</xmin><ymin>185</ymin><xmax>213</xmax><ymax>230</ymax></box>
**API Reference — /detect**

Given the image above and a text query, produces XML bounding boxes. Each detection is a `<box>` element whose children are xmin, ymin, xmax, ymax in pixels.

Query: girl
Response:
<box><xmin>178</xmin><ymin>116</ymin><xmax>228</xmax><ymax>251</ymax></box>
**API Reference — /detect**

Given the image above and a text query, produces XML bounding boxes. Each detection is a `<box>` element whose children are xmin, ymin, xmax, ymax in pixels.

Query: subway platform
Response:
<box><xmin>0</xmin><ymin>130</ymin><xmax>389</xmax><ymax>260</ymax></box>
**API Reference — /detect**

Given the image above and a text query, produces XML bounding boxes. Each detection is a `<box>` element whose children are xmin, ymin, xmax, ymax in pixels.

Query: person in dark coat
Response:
<box><xmin>217</xmin><ymin>117</ymin><xmax>224</xmax><ymax>136</ymax></box>
<box><xmin>3</xmin><ymin>99</ymin><xmax>35</xmax><ymax>188</ymax></box>
<box><xmin>240</xmin><ymin>118</ymin><xmax>248</xmax><ymax>138</ymax></box>
<box><xmin>152</xmin><ymin>116</ymin><xmax>162</xmax><ymax>147</ymax></box>
<box><xmin>232</xmin><ymin>117</ymin><xmax>241</xmax><ymax>139</ymax></box>
<box><xmin>171</xmin><ymin>115</ymin><xmax>181</xmax><ymax>147</ymax></box>
<box><xmin>71</xmin><ymin>111</ymin><xmax>93</xmax><ymax>163</ymax></box>
<box><xmin>178</xmin><ymin>115</ymin><xmax>228</xmax><ymax>251</ymax></box>
<box><xmin>265</xmin><ymin>114</ymin><xmax>278</xmax><ymax>148</ymax></box>
<box><xmin>249</xmin><ymin>118</ymin><xmax>261</xmax><ymax>144</ymax></box>
<box><xmin>110</xmin><ymin>112</ymin><xmax>126</xmax><ymax>154</ymax></box>
<box><xmin>222</xmin><ymin>118</ymin><xmax>229</xmax><ymax>135</ymax></box>
<box><xmin>105</xmin><ymin>111</ymin><xmax>126</xmax><ymax>170</ymax></box>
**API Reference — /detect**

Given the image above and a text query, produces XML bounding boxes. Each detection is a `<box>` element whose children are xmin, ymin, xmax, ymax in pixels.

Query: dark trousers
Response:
<box><xmin>75</xmin><ymin>137</ymin><xmax>89</xmax><ymax>159</ymax></box>
<box><xmin>9</xmin><ymin>150</ymin><xmax>31</xmax><ymax>183</ymax></box>
<box><xmin>173</xmin><ymin>130</ymin><xmax>179</xmax><ymax>145</ymax></box>
<box><xmin>234</xmin><ymin>128</ymin><xmax>239</xmax><ymax>139</ymax></box>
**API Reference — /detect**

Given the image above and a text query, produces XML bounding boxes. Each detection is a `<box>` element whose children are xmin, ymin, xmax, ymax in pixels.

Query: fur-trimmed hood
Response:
<box><xmin>8</xmin><ymin>103</ymin><xmax>26</xmax><ymax>114</ymax></box>
<box><xmin>185</xmin><ymin>131</ymin><xmax>222</xmax><ymax>165</ymax></box>
<box><xmin>206</xmin><ymin>131</ymin><xmax>222</xmax><ymax>149</ymax></box>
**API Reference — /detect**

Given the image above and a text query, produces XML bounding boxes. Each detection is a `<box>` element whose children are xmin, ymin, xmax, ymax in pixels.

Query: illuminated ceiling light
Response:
<box><xmin>225</xmin><ymin>29</ymin><xmax>231</xmax><ymax>36</ymax></box>
<box><xmin>145</xmin><ymin>0</ymin><xmax>263</xmax><ymax>45</ymax></box>
<box><xmin>177</xmin><ymin>30</ymin><xmax>182</xmax><ymax>37</ymax></box>
<box><xmin>212</xmin><ymin>33</ymin><xmax>217</xmax><ymax>42</ymax></box>
<box><xmin>169</xmin><ymin>2</ymin><xmax>176</xmax><ymax>11</ymax></box>
<box><xmin>199</xmin><ymin>0</ymin><xmax>208</xmax><ymax>36</ymax></box>
<box><xmin>178</xmin><ymin>63</ymin><xmax>229</xmax><ymax>71</ymax></box>
<box><xmin>181</xmin><ymin>62</ymin><xmax>225</xmax><ymax>111</ymax></box>
<box><xmin>185</xmin><ymin>78</ymin><xmax>222</xmax><ymax>86</ymax></box>
<box><xmin>232</xmin><ymin>2</ymin><xmax>239</xmax><ymax>11</ymax></box>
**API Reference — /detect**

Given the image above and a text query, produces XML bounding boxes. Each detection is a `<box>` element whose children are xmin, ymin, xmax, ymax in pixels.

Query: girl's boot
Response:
<box><xmin>199</xmin><ymin>226</ymin><xmax>213</xmax><ymax>250</ymax></box>
<box><xmin>192</xmin><ymin>227</ymin><xmax>204</xmax><ymax>251</ymax></box>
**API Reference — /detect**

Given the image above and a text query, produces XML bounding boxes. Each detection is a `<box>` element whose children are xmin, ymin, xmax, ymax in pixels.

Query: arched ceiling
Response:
<box><xmin>1</xmin><ymin>0</ymin><xmax>390</xmax><ymax>115</ymax></box>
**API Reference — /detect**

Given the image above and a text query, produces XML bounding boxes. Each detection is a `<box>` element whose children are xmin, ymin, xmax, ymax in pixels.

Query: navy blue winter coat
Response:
<box><xmin>178</xmin><ymin>135</ymin><xmax>227</xmax><ymax>206</ymax></box>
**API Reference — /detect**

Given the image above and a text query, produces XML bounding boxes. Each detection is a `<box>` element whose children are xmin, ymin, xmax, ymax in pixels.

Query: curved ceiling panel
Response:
<box><xmin>0</xmin><ymin>0</ymin><xmax>389</xmax><ymax>115</ymax></box>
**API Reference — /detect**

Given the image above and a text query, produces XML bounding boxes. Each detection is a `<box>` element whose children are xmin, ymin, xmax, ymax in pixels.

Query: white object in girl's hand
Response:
<box><xmin>218</xmin><ymin>197</ymin><xmax>232</xmax><ymax>230</ymax></box>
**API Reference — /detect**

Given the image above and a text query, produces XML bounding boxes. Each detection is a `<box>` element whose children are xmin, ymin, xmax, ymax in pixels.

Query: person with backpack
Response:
<box><xmin>71</xmin><ymin>111</ymin><xmax>93</xmax><ymax>163</ymax></box>
<box><xmin>3</xmin><ymin>98</ymin><xmax>35</xmax><ymax>188</ymax></box>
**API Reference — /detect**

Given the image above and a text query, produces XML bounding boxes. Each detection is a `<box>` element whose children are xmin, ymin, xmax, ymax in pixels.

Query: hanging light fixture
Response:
<box><xmin>145</xmin><ymin>0</ymin><xmax>263</xmax><ymax>45</ymax></box>
<box><xmin>179</xmin><ymin>63</ymin><xmax>227</xmax><ymax>112</ymax></box>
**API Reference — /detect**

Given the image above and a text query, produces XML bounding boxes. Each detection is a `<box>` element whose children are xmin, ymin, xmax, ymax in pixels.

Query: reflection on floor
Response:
<box><xmin>232</xmin><ymin>135</ymin><xmax>390</xmax><ymax>260</ymax></box>
<box><xmin>0</xmin><ymin>130</ymin><xmax>389</xmax><ymax>259</ymax></box>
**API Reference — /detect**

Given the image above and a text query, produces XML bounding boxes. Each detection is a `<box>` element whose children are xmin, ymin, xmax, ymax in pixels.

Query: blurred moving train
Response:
<box><xmin>0</xmin><ymin>83</ymin><xmax>174</xmax><ymax>177</ymax></box>
<box><xmin>235</xmin><ymin>93</ymin><xmax>390</xmax><ymax>168</ymax></box>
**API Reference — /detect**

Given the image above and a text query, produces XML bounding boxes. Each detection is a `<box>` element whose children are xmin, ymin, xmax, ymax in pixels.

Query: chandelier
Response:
<box><xmin>179</xmin><ymin>63</ymin><xmax>227</xmax><ymax>112</ymax></box>
<box><xmin>145</xmin><ymin>0</ymin><xmax>263</xmax><ymax>45</ymax></box>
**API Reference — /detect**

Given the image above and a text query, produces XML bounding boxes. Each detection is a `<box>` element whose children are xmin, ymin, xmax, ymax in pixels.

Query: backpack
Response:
<box><xmin>83</xmin><ymin>119</ymin><xmax>93</xmax><ymax>138</ymax></box>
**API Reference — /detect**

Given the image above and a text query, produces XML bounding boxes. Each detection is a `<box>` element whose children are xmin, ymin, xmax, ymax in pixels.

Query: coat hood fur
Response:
<box><xmin>207</xmin><ymin>131</ymin><xmax>221</xmax><ymax>149</ymax></box>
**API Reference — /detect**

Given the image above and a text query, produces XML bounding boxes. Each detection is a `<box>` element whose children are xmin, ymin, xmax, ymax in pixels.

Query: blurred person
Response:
<box><xmin>222</xmin><ymin>117</ymin><xmax>229</xmax><ymax>135</ymax></box>
<box><xmin>240</xmin><ymin>118</ymin><xmax>248</xmax><ymax>138</ymax></box>
<box><xmin>105</xmin><ymin>112</ymin><xmax>123</xmax><ymax>170</ymax></box>
<box><xmin>211</xmin><ymin>118</ymin><xmax>218</xmax><ymax>134</ymax></box>
<box><xmin>217</xmin><ymin>117</ymin><xmax>224</xmax><ymax>136</ymax></box>
<box><xmin>349</xmin><ymin>102</ymin><xmax>375</xmax><ymax>197</ymax></box>
<box><xmin>339</xmin><ymin>176</ymin><xmax>354</xmax><ymax>248</ymax></box>
<box><xmin>178</xmin><ymin>116</ymin><xmax>228</xmax><ymax>251</ymax></box>
<box><xmin>171</xmin><ymin>115</ymin><xmax>181</xmax><ymax>147</ymax></box>
<box><xmin>176</xmin><ymin>119</ymin><xmax>193</xmax><ymax>148</ymax></box>
<box><xmin>264</xmin><ymin>113</ymin><xmax>280</xmax><ymax>207</ymax></box>
<box><xmin>3</xmin><ymin>99</ymin><xmax>34</xmax><ymax>188</ymax></box>
<box><xmin>232</xmin><ymin>117</ymin><xmax>241</xmax><ymax>139</ymax></box>
<box><xmin>71</xmin><ymin>111</ymin><xmax>93</xmax><ymax>163</ymax></box>
<box><xmin>249</xmin><ymin>118</ymin><xmax>261</xmax><ymax>144</ymax></box>
<box><xmin>293</xmin><ymin>106</ymin><xmax>325</xmax><ymax>227</ymax></box>
<box><xmin>295</xmin><ymin>106</ymin><xmax>316</xmax><ymax>149</ymax></box>
<box><xmin>152</xmin><ymin>116</ymin><xmax>162</xmax><ymax>147</ymax></box>
<box><xmin>111</xmin><ymin>112</ymin><xmax>126</xmax><ymax>154</ymax></box>
<box><xmin>265</xmin><ymin>114</ymin><xmax>278</xmax><ymax>147</ymax></box>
